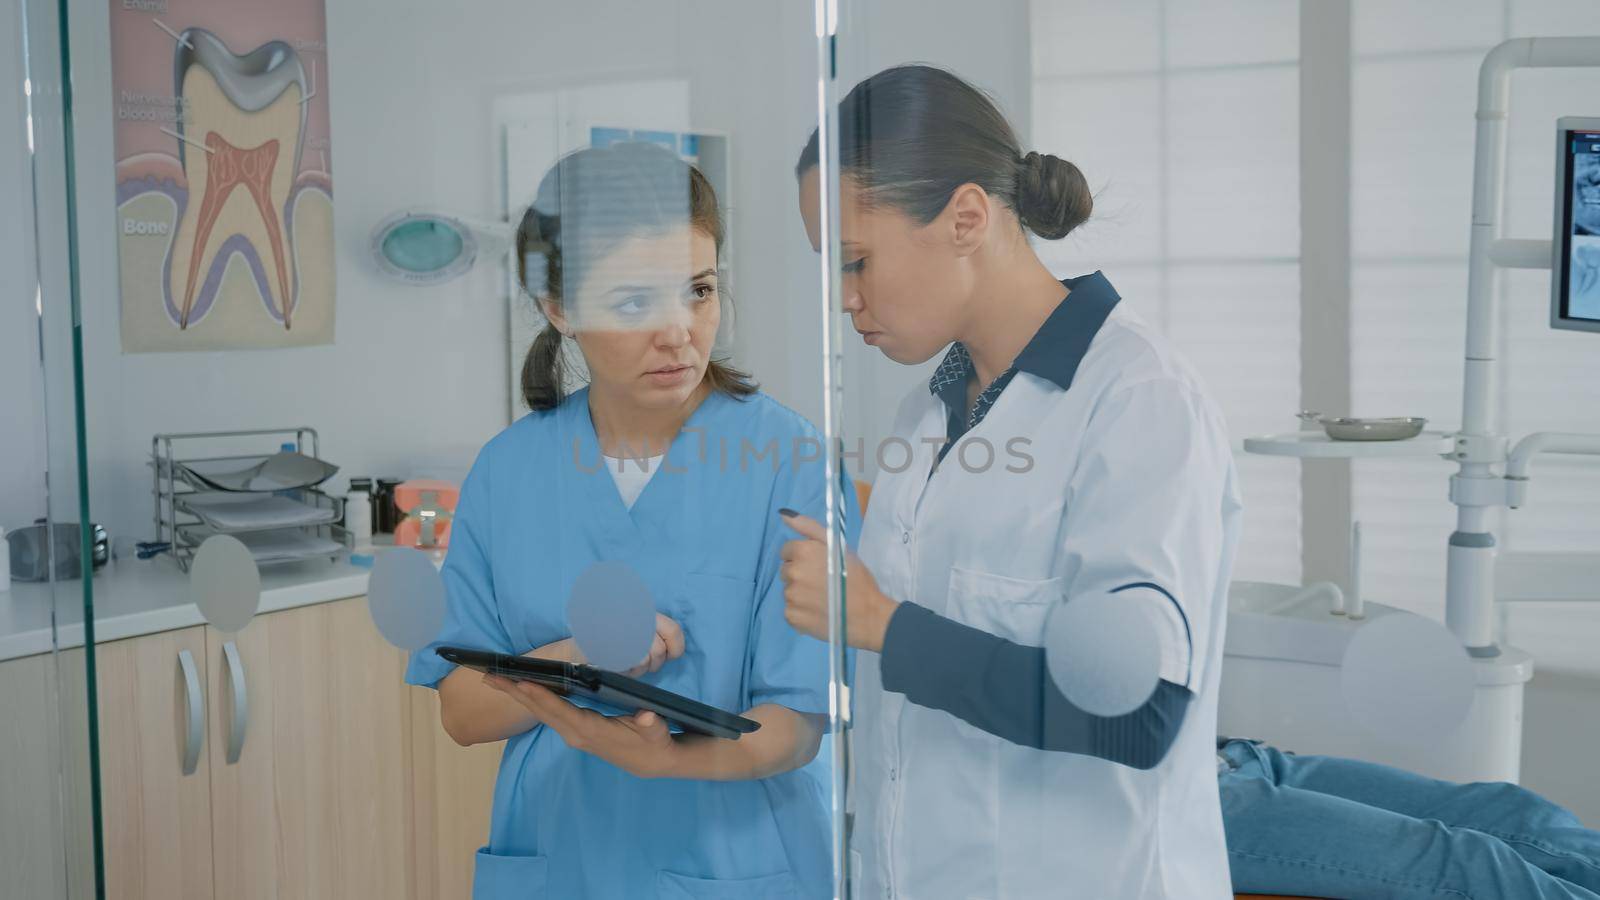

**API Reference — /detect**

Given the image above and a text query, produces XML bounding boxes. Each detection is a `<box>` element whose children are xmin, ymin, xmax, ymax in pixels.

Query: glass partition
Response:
<box><xmin>4</xmin><ymin>0</ymin><xmax>101</xmax><ymax>894</ymax></box>
<box><xmin>819</xmin><ymin>3</ymin><xmax>1598</xmax><ymax>899</ymax></box>
<box><xmin>16</xmin><ymin>0</ymin><xmax>1600</xmax><ymax>897</ymax></box>
<box><xmin>10</xmin><ymin>0</ymin><xmax>843</xmax><ymax>896</ymax></box>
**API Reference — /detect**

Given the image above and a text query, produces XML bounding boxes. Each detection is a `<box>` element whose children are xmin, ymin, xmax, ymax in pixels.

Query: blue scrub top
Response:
<box><xmin>406</xmin><ymin>387</ymin><xmax>855</xmax><ymax>899</ymax></box>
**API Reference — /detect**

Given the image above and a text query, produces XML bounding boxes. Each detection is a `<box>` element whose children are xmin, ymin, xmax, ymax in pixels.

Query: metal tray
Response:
<box><xmin>175</xmin><ymin>491</ymin><xmax>340</xmax><ymax>533</ymax></box>
<box><xmin>1321</xmin><ymin>417</ymin><xmax>1428</xmax><ymax>442</ymax></box>
<box><xmin>174</xmin><ymin>452</ymin><xmax>339</xmax><ymax>493</ymax></box>
<box><xmin>177</xmin><ymin>524</ymin><xmax>351</xmax><ymax>566</ymax></box>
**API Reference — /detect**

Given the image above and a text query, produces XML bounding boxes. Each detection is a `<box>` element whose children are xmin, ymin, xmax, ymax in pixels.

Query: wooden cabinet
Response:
<box><xmin>85</xmin><ymin>596</ymin><xmax>413</xmax><ymax>900</ymax></box>
<box><xmin>4</xmin><ymin>592</ymin><xmax>503</xmax><ymax>900</ymax></box>
<box><xmin>0</xmin><ymin>644</ymin><xmax>96</xmax><ymax>900</ymax></box>
<box><xmin>1</xmin><ymin>651</ymin><xmax>74</xmax><ymax>899</ymax></box>
<box><xmin>205</xmin><ymin>597</ymin><xmax>411</xmax><ymax>900</ymax></box>
<box><xmin>96</xmin><ymin>626</ymin><xmax>216</xmax><ymax>900</ymax></box>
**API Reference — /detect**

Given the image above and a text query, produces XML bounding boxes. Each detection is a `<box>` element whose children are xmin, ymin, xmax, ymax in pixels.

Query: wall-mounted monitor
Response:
<box><xmin>1553</xmin><ymin>116</ymin><xmax>1600</xmax><ymax>333</ymax></box>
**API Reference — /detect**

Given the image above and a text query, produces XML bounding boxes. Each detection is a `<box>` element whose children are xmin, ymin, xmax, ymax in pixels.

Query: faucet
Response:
<box><xmin>1287</xmin><ymin>580</ymin><xmax>1346</xmax><ymax>615</ymax></box>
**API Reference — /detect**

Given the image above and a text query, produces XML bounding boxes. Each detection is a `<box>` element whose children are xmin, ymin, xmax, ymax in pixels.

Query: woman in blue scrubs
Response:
<box><xmin>406</xmin><ymin>142</ymin><xmax>846</xmax><ymax>899</ymax></box>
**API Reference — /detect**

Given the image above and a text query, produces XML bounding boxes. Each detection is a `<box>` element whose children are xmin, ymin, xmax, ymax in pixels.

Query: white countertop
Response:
<box><xmin>0</xmin><ymin>554</ymin><xmax>377</xmax><ymax>662</ymax></box>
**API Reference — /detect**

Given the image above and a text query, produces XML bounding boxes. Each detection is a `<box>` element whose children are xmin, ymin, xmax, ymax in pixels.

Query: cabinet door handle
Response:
<box><xmin>222</xmin><ymin>640</ymin><xmax>248</xmax><ymax>764</ymax></box>
<box><xmin>177</xmin><ymin>648</ymin><xmax>203</xmax><ymax>776</ymax></box>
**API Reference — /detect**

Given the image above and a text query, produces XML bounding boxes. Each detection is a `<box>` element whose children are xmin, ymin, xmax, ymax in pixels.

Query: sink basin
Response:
<box><xmin>1226</xmin><ymin>581</ymin><xmax>1396</xmax><ymax>666</ymax></box>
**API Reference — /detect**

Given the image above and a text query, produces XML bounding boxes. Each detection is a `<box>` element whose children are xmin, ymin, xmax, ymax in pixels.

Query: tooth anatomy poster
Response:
<box><xmin>111</xmin><ymin>0</ymin><xmax>335</xmax><ymax>352</ymax></box>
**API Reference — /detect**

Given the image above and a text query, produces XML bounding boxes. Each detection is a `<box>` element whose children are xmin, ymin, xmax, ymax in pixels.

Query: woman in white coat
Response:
<box><xmin>780</xmin><ymin>65</ymin><xmax>1242</xmax><ymax>899</ymax></box>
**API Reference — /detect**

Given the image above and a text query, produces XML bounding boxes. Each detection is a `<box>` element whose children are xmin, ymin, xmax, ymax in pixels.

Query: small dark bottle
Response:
<box><xmin>374</xmin><ymin>478</ymin><xmax>403</xmax><ymax>534</ymax></box>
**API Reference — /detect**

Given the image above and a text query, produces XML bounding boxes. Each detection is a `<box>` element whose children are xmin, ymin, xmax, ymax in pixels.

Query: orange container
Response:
<box><xmin>392</xmin><ymin>479</ymin><xmax>459</xmax><ymax>548</ymax></box>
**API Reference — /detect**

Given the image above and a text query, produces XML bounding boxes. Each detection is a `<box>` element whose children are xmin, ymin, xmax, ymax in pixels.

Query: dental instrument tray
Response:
<box><xmin>174</xmin><ymin>525</ymin><xmax>348</xmax><ymax>565</ymax></box>
<box><xmin>1319</xmin><ymin>416</ymin><xmax>1428</xmax><ymax>442</ymax></box>
<box><xmin>163</xmin><ymin>450</ymin><xmax>339</xmax><ymax>493</ymax></box>
<box><xmin>176</xmin><ymin>492</ymin><xmax>340</xmax><ymax>532</ymax></box>
<box><xmin>150</xmin><ymin>427</ymin><xmax>351</xmax><ymax>571</ymax></box>
<box><xmin>435</xmin><ymin>646</ymin><xmax>762</xmax><ymax>740</ymax></box>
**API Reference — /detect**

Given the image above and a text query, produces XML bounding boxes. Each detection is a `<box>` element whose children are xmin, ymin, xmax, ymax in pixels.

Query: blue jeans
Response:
<box><xmin>1219</xmin><ymin>739</ymin><xmax>1600</xmax><ymax>899</ymax></box>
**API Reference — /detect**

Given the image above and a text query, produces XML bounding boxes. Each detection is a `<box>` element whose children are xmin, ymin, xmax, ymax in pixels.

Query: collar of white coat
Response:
<box><xmin>928</xmin><ymin>271</ymin><xmax>1122</xmax><ymax>402</ymax></box>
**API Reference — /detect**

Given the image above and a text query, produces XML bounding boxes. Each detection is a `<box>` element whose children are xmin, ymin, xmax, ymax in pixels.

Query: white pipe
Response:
<box><xmin>1488</xmin><ymin>238</ymin><xmax>1555</xmax><ymax>269</ymax></box>
<box><xmin>1526</xmin><ymin>35</ymin><xmax>1600</xmax><ymax>67</ymax></box>
<box><xmin>1456</xmin><ymin>505</ymin><xmax>1494</xmax><ymax>533</ymax></box>
<box><xmin>1462</xmin><ymin>359</ymin><xmax>1499</xmax><ymax>439</ymax></box>
<box><xmin>1347</xmin><ymin>521</ymin><xmax>1364</xmax><ymax>620</ymax></box>
<box><xmin>1505</xmin><ymin>432</ymin><xmax>1600</xmax><ymax>480</ymax></box>
<box><xmin>1292</xmin><ymin>580</ymin><xmax>1345</xmax><ymax>616</ymax></box>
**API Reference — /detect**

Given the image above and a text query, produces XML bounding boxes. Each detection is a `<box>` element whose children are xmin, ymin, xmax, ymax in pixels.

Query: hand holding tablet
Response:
<box><xmin>437</xmin><ymin>646</ymin><xmax>760</xmax><ymax>740</ymax></box>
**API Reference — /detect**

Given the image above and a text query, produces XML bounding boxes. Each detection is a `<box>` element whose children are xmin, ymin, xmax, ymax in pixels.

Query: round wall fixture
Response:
<box><xmin>370</xmin><ymin>211</ymin><xmax>481</xmax><ymax>285</ymax></box>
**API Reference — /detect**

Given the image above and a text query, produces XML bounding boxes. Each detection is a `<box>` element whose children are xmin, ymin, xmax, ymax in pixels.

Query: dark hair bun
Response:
<box><xmin>1016</xmin><ymin>151</ymin><xmax>1092</xmax><ymax>240</ymax></box>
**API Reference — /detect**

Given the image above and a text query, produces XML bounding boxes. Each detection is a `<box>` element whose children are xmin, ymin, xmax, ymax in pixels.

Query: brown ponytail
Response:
<box><xmin>519</xmin><ymin>322</ymin><xmax>566</xmax><ymax>412</ymax></box>
<box><xmin>705</xmin><ymin>358</ymin><xmax>757</xmax><ymax>399</ymax></box>
<box><xmin>514</xmin><ymin>202</ymin><xmax>567</xmax><ymax>412</ymax></box>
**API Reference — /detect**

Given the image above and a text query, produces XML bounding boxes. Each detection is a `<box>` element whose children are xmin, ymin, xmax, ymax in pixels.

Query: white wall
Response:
<box><xmin>1028</xmin><ymin>0</ymin><xmax>1303</xmax><ymax>587</ymax></box>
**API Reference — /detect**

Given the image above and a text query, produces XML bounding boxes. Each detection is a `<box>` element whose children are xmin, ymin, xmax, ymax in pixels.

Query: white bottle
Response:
<box><xmin>0</xmin><ymin>527</ymin><xmax>10</xmax><ymax>593</ymax></box>
<box><xmin>345</xmin><ymin>490</ymin><xmax>373</xmax><ymax>549</ymax></box>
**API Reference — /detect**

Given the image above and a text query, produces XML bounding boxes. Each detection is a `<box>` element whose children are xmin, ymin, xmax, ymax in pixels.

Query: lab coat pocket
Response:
<box><xmin>944</xmin><ymin>566</ymin><xmax>1063</xmax><ymax>743</ymax></box>
<box><xmin>472</xmin><ymin>847</ymin><xmax>548</xmax><ymax>898</ymax></box>
<box><xmin>945</xmin><ymin>566</ymin><xmax>1062</xmax><ymax>645</ymax></box>
<box><xmin>656</xmin><ymin>868</ymin><xmax>800</xmax><ymax>899</ymax></box>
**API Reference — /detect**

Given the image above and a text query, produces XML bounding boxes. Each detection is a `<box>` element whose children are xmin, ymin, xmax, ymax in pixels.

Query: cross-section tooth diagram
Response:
<box><xmin>113</xmin><ymin>5</ymin><xmax>334</xmax><ymax>351</ymax></box>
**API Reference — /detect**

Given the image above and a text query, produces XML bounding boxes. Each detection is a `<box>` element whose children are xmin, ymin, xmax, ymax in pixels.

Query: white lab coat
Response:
<box><xmin>851</xmin><ymin>302</ymin><xmax>1242</xmax><ymax>900</ymax></box>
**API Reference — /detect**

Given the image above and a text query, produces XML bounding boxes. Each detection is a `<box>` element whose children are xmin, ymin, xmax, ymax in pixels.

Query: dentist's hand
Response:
<box><xmin>530</xmin><ymin>613</ymin><xmax>685</xmax><ymax>677</ymax></box>
<box><xmin>779</xmin><ymin>510</ymin><xmax>898</xmax><ymax>652</ymax></box>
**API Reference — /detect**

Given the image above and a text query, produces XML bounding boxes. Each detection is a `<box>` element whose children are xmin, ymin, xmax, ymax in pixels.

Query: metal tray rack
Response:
<box><xmin>151</xmin><ymin>427</ymin><xmax>351</xmax><ymax>572</ymax></box>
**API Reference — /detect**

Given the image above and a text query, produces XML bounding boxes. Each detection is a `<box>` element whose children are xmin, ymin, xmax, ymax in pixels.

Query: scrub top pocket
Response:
<box><xmin>656</xmin><ymin>868</ymin><xmax>800</xmax><ymax>899</ymax></box>
<box><xmin>472</xmin><ymin>847</ymin><xmax>548</xmax><ymax>899</ymax></box>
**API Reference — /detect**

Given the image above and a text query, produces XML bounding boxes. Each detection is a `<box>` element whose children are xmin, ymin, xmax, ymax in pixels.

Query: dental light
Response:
<box><xmin>369</xmin><ymin>210</ymin><xmax>514</xmax><ymax>286</ymax></box>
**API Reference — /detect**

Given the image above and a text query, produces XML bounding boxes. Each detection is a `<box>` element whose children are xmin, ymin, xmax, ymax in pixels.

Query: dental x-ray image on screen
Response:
<box><xmin>1554</xmin><ymin>120</ymin><xmax>1600</xmax><ymax>331</ymax></box>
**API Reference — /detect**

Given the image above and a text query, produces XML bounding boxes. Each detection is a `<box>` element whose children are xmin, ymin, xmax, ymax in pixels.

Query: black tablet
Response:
<box><xmin>436</xmin><ymin>646</ymin><xmax>761</xmax><ymax>740</ymax></box>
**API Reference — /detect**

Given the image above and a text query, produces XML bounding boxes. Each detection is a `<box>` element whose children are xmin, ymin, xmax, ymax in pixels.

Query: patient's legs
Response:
<box><xmin>1219</xmin><ymin>741</ymin><xmax>1600</xmax><ymax>899</ymax></box>
<box><xmin>1241</xmin><ymin>741</ymin><xmax>1600</xmax><ymax>893</ymax></box>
